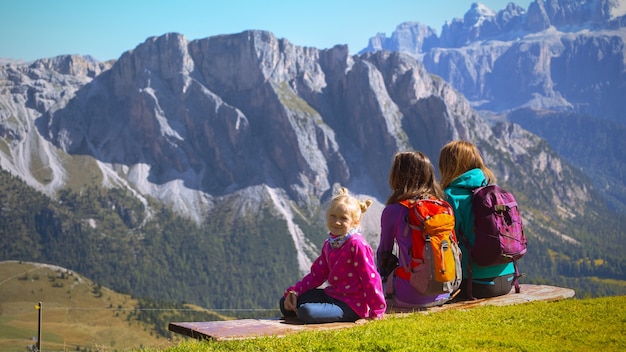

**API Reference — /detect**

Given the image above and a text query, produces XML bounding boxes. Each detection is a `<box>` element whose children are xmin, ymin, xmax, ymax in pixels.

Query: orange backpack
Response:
<box><xmin>397</xmin><ymin>197</ymin><xmax>462</xmax><ymax>296</ymax></box>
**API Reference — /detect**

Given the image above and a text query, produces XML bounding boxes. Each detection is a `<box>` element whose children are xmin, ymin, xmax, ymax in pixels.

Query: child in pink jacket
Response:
<box><xmin>280</xmin><ymin>187</ymin><xmax>386</xmax><ymax>323</ymax></box>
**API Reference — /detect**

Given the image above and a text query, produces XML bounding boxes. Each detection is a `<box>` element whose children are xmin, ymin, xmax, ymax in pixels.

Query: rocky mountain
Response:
<box><xmin>3</xmin><ymin>31</ymin><xmax>591</xmax><ymax>226</ymax></box>
<box><xmin>361</xmin><ymin>0</ymin><xmax>626</xmax><ymax>123</ymax></box>
<box><xmin>1</xmin><ymin>25</ymin><xmax>625</xmax><ymax>308</ymax></box>
<box><xmin>361</xmin><ymin>0</ymin><xmax>626</xmax><ymax>215</ymax></box>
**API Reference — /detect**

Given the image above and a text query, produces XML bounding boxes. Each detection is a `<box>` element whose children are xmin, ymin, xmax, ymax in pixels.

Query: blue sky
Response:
<box><xmin>1</xmin><ymin>0</ymin><xmax>532</xmax><ymax>62</ymax></box>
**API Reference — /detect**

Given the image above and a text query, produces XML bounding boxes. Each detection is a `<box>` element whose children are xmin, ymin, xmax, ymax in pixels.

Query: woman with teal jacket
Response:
<box><xmin>438</xmin><ymin>140</ymin><xmax>515</xmax><ymax>299</ymax></box>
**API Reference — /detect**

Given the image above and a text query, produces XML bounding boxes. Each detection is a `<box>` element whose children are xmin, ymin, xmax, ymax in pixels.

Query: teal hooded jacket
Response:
<box><xmin>444</xmin><ymin>168</ymin><xmax>515</xmax><ymax>279</ymax></box>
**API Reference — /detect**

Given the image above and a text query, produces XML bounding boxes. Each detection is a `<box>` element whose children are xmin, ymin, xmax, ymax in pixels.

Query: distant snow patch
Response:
<box><xmin>610</xmin><ymin>0</ymin><xmax>626</xmax><ymax>19</ymax></box>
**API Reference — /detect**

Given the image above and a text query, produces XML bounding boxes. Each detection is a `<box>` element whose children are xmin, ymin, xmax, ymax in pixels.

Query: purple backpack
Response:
<box><xmin>471</xmin><ymin>184</ymin><xmax>527</xmax><ymax>266</ymax></box>
<box><xmin>464</xmin><ymin>184</ymin><xmax>527</xmax><ymax>296</ymax></box>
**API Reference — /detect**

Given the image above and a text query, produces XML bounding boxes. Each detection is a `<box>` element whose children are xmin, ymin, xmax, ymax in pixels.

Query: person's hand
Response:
<box><xmin>284</xmin><ymin>291</ymin><xmax>297</xmax><ymax>312</ymax></box>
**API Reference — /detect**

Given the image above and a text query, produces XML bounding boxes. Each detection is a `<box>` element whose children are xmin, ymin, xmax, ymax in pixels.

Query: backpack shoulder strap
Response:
<box><xmin>398</xmin><ymin>199</ymin><xmax>412</xmax><ymax>208</ymax></box>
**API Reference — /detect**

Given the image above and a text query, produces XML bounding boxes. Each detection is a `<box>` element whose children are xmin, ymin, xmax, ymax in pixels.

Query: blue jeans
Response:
<box><xmin>279</xmin><ymin>288</ymin><xmax>360</xmax><ymax>324</ymax></box>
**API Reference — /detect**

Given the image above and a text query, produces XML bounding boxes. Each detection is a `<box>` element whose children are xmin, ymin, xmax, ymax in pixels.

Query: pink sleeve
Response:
<box><xmin>356</xmin><ymin>239</ymin><xmax>387</xmax><ymax>318</ymax></box>
<box><xmin>285</xmin><ymin>244</ymin><xmax>330</xmax><ymax>296</ymax></box>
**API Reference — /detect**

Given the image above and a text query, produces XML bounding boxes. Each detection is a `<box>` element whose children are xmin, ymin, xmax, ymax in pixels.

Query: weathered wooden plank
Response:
<box><xmin>169</xmin><ymin>284</ymin><xmax>575</xmax><ymax>341</ymax></box>
<box><xmin>168</xmin><ymin>318</ymin><xmax>357</xmax><ymax>341</ymax></box>
<box><xmin>391</xmin><ymin>283</ymin><xmax>576</xmax><ymax>314</ymax></box>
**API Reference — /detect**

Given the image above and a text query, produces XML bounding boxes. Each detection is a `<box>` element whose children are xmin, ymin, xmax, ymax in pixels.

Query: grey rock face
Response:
<box><xmin>361</xmin><ymin>0</ymin><xmax>626</xmax><ymax>124</ymax></box>
<box><xmin>2</xmin><ymin>28</ymin><xmax>584</xmax><ymax>211</ymax></box>
<box><xmin>361</xmin><ymin>22</ymin><xmax>439</xmax><ymax>55</ymax></box>
<box><xmin>34</xmin><ymin>31</ymin><xmax>473</xmax><ymax>206</ymax></box>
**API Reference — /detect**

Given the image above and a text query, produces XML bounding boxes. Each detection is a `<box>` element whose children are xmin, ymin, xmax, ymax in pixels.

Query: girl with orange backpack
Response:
<box><xmin>377</xmin><ymin>151</ymin><xmax>459</xmax><ymax>309</ymax></box>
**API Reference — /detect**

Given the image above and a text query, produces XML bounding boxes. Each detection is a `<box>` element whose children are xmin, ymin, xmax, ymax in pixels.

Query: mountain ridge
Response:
<box><xmin>360</xmin><ymin>0</ymin><xmax>626</xmax><ymax>216</ymax></box>
<box><xmin>361</xmin><ymin>0</ymin><xmax>626</xmax><ymax>124</ymax></box>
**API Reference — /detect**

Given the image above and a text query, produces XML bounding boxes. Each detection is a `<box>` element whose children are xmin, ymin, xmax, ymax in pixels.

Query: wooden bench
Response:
<box><xmin>168</xmin><ymin>284</ymin><xmax>575</xmax><ymax>341</ymax></box>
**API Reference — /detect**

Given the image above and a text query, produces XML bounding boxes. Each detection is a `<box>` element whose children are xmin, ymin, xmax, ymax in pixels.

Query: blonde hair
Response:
<box><xmin>327</xmin><ymin>187</ymin><xmax>372</xmax><ymax>223</ymax></box>
<box><xmin>386</xmin><ymin>151</ymin><xmax>444</xmax><ymax>205</ymax></box>
<box><xmin>438</xmin><ymin>140</ymin><xmax>495</xmax><ymax>189</ymax></box>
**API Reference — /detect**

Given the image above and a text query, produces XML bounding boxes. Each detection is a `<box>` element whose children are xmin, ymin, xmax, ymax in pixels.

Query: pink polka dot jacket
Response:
<box><xmin>285</xmin><ymin>233</ymin><xmax>387</xmax><ymax>319</ymax></box>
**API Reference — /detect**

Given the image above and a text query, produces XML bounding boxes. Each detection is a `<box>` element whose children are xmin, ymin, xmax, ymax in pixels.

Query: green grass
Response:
<box><xmin>0</xmin><ymin>261</ymin><xmax>174</xmax><ymax>352</ymax></box>
<box><xmin>60</xmin><ymin>151</ymin><xmax>104</xmax><ymax>191</ymax></box>
<box><xmin>3</xmin><ymin>261</ymin><xmax>626</xmax><ymax>351</ymax></box>
<box><xmin>141</xmin><ymin>296</ymin><xmax>626</xmax><ymax>352</ymax></box>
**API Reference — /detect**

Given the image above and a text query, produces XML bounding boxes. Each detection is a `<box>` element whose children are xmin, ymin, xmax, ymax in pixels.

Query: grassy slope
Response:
<box><xmin>147</xmin><ymin>296</ymin><xmax>626</xmax><ymax>352</ymax></box>
<box><xmin>3</xmin><ymin>260</ymin><xmax>625</xmax><ymax>351</ymax></box>
<box><xmin>0</xmin><ymin>261</ymin><xmax>176</xmax><ymax>352</ymax></box>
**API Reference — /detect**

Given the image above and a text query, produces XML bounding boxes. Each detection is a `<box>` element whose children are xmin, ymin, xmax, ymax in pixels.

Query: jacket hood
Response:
<box><xmin>448</xmin><ymin>168</ymin><xmax>488</xmax><ymax>189</ymax></box>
